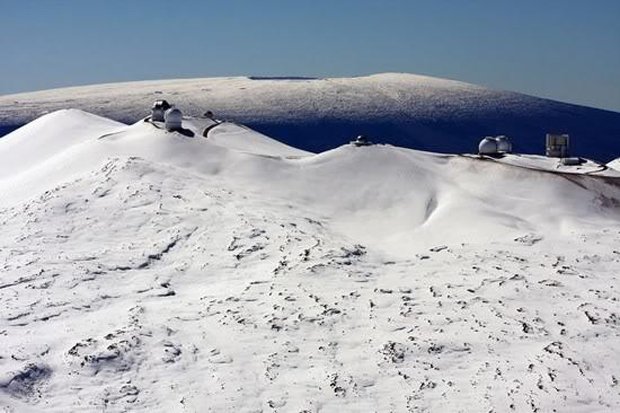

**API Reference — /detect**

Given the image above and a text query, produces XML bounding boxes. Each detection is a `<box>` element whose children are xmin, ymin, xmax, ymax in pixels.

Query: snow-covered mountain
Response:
<box><xmin>1</xmin><ymin>109</ymin><xmax>619</xmax><ymax>412</ymax></box>
<box><xmin>1</xmin><ymin>73</ymin><xmax>619</xmax><ymax>162</ymax></box>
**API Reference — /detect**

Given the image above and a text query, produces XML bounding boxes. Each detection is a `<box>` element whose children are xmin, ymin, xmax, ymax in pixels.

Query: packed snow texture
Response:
<box><xmin>1</xmin><ymin>73</ymin><xmax>619</xmax><ymax>161</ymax></box>
<box><xmin>608</xmin><ymin>157</ymin><xmax>620</xmax><ymax>171</ymax></box>
<box><xmin>0</xmin><ymin>110</ymin><xmax>619</xmax><ymax>412</ymax></box>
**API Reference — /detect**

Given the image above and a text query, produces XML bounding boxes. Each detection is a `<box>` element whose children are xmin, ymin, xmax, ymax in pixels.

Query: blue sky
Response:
<box><xmin>1</xmin><ymin>0</ymin><xmax>619</xmax><ymax>111</ymax></box>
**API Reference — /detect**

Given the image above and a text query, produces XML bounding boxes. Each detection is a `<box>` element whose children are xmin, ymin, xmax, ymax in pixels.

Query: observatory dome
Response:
<box><xmin>151</xmin><ymin>100</ymin><xmax>171</xmax><ymax>122</ymax></box>
<box><xmin>164</xmin><ymin>107</ymin><xmax>183</xmax><ymax>131</ymax></box>
<box><xmin>496</xmin><ymin>135</ymin><xmax>512</xmax><ymax>153</ymax></box>
<box><xmin>478</xmin><ymin>137</ymin><xmax>498</xmax><ymax>155</ymax></box>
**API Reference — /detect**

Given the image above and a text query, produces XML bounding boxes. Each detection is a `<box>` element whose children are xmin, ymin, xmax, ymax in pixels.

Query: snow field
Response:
<box><xmin>0</xmin><ymin>109</ymin><xmax>619</xmax><ymax>411</ymax></box>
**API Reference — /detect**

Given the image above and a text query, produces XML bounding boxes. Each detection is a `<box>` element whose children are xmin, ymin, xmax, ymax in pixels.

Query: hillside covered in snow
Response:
<box><xmin>0</xmin><ymin>109</ymin><xmax>619</xmax><ymax>412</ymax></box>
<box><xmin>1</xmin><ymin>73</ymin><xmax>619</xmax><ymax>162</ymax></box>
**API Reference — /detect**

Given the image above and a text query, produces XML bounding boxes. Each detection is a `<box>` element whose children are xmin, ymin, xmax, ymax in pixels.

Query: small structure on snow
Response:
<box><xmin>478</xmin><ymin>137</ymin><xmax>498</xmax><ymax>155</ymax></box>
<box><xmin>546</xmin><ymin>133</ymin><xmax>569</xmax><ymax>158</ymax></box>
<box><xmin>164</xmin><ymin>107</ymin><xmax>183</xmax><ymax>131</ymax></box>
<box><xmin>561</xmin><ymin>157</ymin><xmax>584</xmax><ymax>166</ymax></box>
<box><xmin>204</xmin><ymin>111</ymin><xmax>215</xmax><ymax>120</ymax></box>
<box><xmin>478</xmin><ymin>135</ymin><xmax>512</xmax><ymax>155</ymax></box>
<box><xmin>495</xmin><ymin>135</ymin><xmax>512</xmax><ymax>153</ymax></box>
<box><xmin>351</xmin><ymin>135</ymin><xmax>373</xmax><ymax>147</ymax></box>
<box><xmin>151</xmin><ymin>100</ymin><xmax>171</xmax><ymax>122</ymax></box>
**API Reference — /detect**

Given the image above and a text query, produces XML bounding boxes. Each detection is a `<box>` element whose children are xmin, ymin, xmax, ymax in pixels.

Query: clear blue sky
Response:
<box><xmin>2</xmin><ymin>0</ymin><xmax>619</xmax><ymax>111</ymax></box>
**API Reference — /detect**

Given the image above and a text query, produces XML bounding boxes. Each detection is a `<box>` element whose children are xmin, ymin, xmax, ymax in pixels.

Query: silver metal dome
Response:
<box><xmin>496</xmin><ymin>135</ymin><xmax>512</xmax><ymax>153</ymax></box>
<box><xmin>478</xmin><ymin>137</ymin><xmax>498</xmax><ymax>155</ymax></box>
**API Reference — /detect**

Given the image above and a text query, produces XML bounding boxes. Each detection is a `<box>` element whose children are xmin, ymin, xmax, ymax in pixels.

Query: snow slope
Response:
<box><xmin>1</xmin><ymin>73</ymin><xmax>619</xmax><ymax>162</ymax></box>
<box><xmin>0</xmin><ymin>110</ymin><xmax>124</xmax><ymax>180</ymax></box>
<box><xmin>1</xmin><ymin>110</ymin><xmax>619</xmax><ymax>412</ymax></box>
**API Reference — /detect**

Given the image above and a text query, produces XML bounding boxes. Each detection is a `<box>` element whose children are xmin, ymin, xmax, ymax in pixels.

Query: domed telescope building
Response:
<box><xmin>478</xmin><ymin>135</ymin><xmax>512</xmax><ymax>156</ymax></box>
<box><xmin>351</xmin><ymin>135</ymin><xmax>373</xmax><ymax>147</ymax></box>
<box><xmin>164</xmin><ymin>107</ymin><xmax>183</xmax><ymax>132</ymax></box>
<box><xmin>151</xmin><ymin>100</ymin><xmax>171</xmax><ymax>122</ymax></box>
<box><xmin>495</xmin><ymin>135</ymin><xmax>512</xmax><ymax>153</ymax></box>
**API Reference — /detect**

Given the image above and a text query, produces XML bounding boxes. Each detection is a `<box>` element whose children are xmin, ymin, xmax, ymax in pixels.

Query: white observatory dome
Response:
<box><xmin>496</xmin><ymin>135</ymin><xmax>512</xmax><ymax>153</ymax></box>
<box><xmin>478</xmin><ymin>137</ymin><xmax>498</xmax><ymax>155</ymax></box>
<box><xmin>164</xmin><ymin>107</ymin><xmax>183</xmax><ymax>131</ymax></box>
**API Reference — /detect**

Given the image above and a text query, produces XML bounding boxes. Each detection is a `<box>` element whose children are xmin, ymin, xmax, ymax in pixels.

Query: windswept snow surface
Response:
<box><xmin>1</xmin><ymin>110</ymin><xmax>620</xmax><ymax>412</ymax></box>
<box><xmin>608</xmin><ymin>157</ymin><xmax>620</xmax><ymax>171</ymax></box>
<box><xmin>1</xmin><ymin>73</ymin><xmax>619</xmax><ymax>162</ymax></box>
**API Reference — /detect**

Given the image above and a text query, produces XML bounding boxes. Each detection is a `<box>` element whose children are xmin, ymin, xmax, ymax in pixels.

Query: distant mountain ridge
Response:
<box><xmin>1</xmin><ymin>73</ymin><xmax>619</xmax><ymax>161</ymax></box>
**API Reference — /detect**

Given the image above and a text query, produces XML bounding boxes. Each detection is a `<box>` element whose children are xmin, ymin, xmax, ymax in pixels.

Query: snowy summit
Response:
<box><xmin>0</xmin><ymin>101</ymin><xmax>619</xmax><ymax>412</ymax></box>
